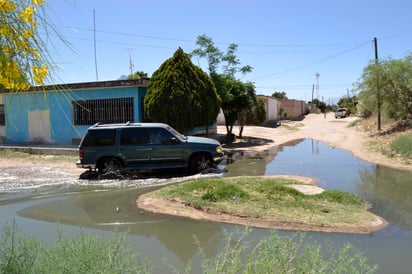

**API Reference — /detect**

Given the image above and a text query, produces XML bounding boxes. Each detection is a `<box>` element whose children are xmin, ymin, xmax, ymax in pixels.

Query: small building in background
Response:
<box><xmin>280</xmin><ymin>98</ymin><xmax>309</xmax><ymax>119</ymax></box>
<box><xmin>0</xmin><ymin>79</ymin><xmax>148</xmax><ymax>146</ymax></box>
<box><xmin>216</xmin><ymin>95</ymin><xmax>281</xmax><ymax>126</ymax></box>
<box><xmin>256</xmin><ymin>95</ymin><xmax>281</xmax><ymax>122</ymax></box>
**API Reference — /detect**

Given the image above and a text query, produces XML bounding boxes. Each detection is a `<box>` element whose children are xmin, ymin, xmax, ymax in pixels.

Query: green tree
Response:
<box><xmin>191</xmin><ymin>34</ymin><xmax>222</xmax><ymax>75</ymax></box>
<box><xmin>311</xmin><ymin>98</ymin><xmax>321</xmax><ymax>107</ymax></box>
<box><xmin>191</xmin><ymin>34</ymin><xmax>255</xmax><ymax>143</ymax></box>
<box><xmin>238</xmin><ymin>91</ymin><xmax>266</xmax><ymax>138</ymax></box>
<box><xmin>127</xmin><ymin>71</ymin><xmax>148</xmax><ymax>80</ymax></box>
<box><xmin>337</xmin><ymin>95</ymin><xmax>357</xmax><ymax>114</ymax></box>
<box><xmin>144</xmin><ymin>47</ymin><xmax>220</xmax><ymax>134</ymax></box>
<box><xmin>356</xmin><ymin>63</ymin><xmax>381</xmax><ymax>118</ymax></box>
<box><xmin>357</xmin><ymin>54</ymin><xmax>412</xmax><ymax>120</ymax></box>
<box><xmin>0</xmin><ymin>0</ymin><xmax>61</xmax><ymax>91</ymax></box>
<box><xmin>381</xmin><ymin>56</ymin><xmax>412</xmax><ymax>119</ymax></box>
<box><xmin>318</xmin><ymin>101</ymin><xmax>327</xmax><ymax>113</ymax></box>
<box><xmin>271</xmin><ymin>91</ymin><xmax>287</xmax><ymax>99</ymax></box>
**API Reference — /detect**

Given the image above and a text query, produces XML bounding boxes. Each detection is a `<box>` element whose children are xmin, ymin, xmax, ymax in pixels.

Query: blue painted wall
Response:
<box><xmin>4</xmin><ymin>85</ymin><xmax>147</xmax><ymax>145</ymax></box>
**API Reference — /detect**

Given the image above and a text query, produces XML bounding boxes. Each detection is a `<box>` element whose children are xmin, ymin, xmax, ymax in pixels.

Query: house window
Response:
<box><xmin>0</xmin><ymin>105</ymin><xmax>5</xmax><ymax>126</ymax></box>
<box><xmin>72</xmin><ymin>97</ymin><xmax>134</xmax><ymax>125</ymax></box>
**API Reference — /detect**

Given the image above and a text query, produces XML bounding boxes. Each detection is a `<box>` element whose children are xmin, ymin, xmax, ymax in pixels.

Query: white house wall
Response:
<box><xmin>257</xmin><ymin>95</ymin><xmax>280</xmax><ymax>121</ymax></box>
<box><xmin>28</xmin><ymin>109</ymin><xmax>51</xmax><ymax>143</ymax></box>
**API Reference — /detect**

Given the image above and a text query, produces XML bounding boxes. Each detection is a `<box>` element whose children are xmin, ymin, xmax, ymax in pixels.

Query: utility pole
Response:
<box><xmin>93</xmin><ymin>10</ymin><xmax>98</xmax><ymax>81</ymax></box>
<box><xmin>374</xmin><ymin>37</ymin><xmax>381</xmax><ymax>131</ymax></box>
<box><xmin>311</xmin><ymin>84</ymin><xmax>314</xmax><ymax>102</ymax></box>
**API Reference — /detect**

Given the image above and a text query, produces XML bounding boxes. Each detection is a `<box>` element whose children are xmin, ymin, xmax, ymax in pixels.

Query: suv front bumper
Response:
<box><xmin>213</xmin><ymin>153</ymin><xmax>225</xmax><ymax>165</ymax></box>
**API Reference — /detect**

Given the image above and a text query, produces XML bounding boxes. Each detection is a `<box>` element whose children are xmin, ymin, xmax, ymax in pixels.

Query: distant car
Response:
<box><xmin>335</xmin><ymin>108</ymin><xmax>348</xmax><ymax>119</ymax></box>
<box><xmin>76</xmin><ymin>122</ymin><xmax>224</xmax><ymax>174</ymax></box>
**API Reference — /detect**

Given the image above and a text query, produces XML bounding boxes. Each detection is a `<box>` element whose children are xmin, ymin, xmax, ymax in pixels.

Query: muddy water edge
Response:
<box><xmin>1</xmin><ymin>139</ymin><xmax>412</xmax><ymax>273</ymax></box>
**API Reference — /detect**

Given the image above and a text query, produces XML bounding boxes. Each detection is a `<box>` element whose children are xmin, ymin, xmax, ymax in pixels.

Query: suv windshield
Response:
<box><xmin>167</xmin><ymin>126</ymin><xmax>187</xmax><ymax>140</ymax></box>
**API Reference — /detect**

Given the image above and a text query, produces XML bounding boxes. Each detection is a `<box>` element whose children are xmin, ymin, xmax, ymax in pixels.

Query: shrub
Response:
<box><xmin>195</xmin><ymin>228</ymin><xmax>377</xmax><ymax>274</ymax></box>
<box><xmin>316</xmin><ymin>190</ymin><xmax>362</xmax><ymax>205</ymax></box>
<box><xmin>202</xmin><ymin>183</ymin><xmax>250</xmax><ymax>202</ymax></box>
<box><xmin>1</xmin><ymin>222</ymin><xmax>377</xmax><ymax>274</ymax></box>
<box><xmin>391</xmin><ymin>134</ymin><xmax>412</xmax><ymax>158</ymax></box>
<box><xmin>0</xmin><ymin>221</ymin><xmax>152</xmax><ymax>273</ymax></box>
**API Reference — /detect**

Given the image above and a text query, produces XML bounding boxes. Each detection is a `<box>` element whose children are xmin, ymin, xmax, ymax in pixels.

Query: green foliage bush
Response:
<box><xmin>316</xmin><ymin>190</ymin><xmax>362</xmax><ymax>205</ymax></box>
<box><xmin>202</xmin><ymin>183</ymin><xmax>250</xmax><ymax>202</ymax></box>
<box><xmin>0</xmin><ymin>221</ymin><xmax>152</xmax><ymax>273</ymax></box>
<box><xmin>255</xmin><ymin>180</ymin><xmax>304</xmax><ymax>197</ymax></box>
<box><xmin>391</xmin><ymin>134</ymin><xmax>412</xmax><ymax>158</ymax></box>
<box><xmin>0</xmin><ymin>222</ymin><xmax>377</xmax><ymax>273</ymax></box>
<box><xmin>194</xmin><ymin>228</ymin><xmax>377</xmax><ymax>274</ymax></box>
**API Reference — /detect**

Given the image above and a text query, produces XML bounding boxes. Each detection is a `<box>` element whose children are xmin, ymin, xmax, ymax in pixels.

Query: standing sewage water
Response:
<box><xmin>1</xmin><ymin>138</ymin><xmax>412</xmax><ymax>273</ymax></box>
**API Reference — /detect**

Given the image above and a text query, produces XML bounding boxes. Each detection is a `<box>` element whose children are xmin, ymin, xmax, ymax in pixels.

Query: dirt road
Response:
<box><xmin>219</xmin><ymin>113</ymin><xmax>411</xmax><ymax>171</ymax></box>
<box><xmin>1</xmin><ymin>113</ymin><xmax>410</xmax><ymax>182</ymax></box>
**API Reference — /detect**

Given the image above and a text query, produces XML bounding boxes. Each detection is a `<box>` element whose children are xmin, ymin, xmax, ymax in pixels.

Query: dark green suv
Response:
<box><xmin>76</xmin><ymin>122</ymin><xmax>224</xmax><ymax>174</ymax></box>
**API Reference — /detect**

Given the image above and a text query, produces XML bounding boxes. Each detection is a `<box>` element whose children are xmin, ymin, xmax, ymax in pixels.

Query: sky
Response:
<box><xmin>43</xmin><ymin>0</ymin><xmax>412</xmax><ymax>103</ymax></box>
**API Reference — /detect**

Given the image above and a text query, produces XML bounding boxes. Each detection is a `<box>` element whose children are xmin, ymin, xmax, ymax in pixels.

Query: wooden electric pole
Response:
<box><xmin>374</xmin><ymin>37</ymin><xmax>381</xmax><ymax>131</ymax></box>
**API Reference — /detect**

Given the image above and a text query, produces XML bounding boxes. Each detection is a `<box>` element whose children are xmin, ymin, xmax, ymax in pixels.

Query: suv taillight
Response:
<box><xmin>79</xmin><ymin>149</ymin><xmax>84</xmax><ymax>159</ymax></box>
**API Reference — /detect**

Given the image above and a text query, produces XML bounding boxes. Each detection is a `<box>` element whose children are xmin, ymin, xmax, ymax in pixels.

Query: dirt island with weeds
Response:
<box><xmin>137</xmin><ymin>175</ymin><xmax>387</xmax><ymax>234</ymax></box>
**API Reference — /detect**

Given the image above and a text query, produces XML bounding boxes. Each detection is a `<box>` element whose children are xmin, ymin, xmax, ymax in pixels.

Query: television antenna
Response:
<box><xmin>126</xmin><ymin>48</ymin><xmax>134</xmax><ymax>75</ymax></box>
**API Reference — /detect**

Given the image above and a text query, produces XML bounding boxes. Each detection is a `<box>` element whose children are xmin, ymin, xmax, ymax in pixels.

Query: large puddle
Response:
<box><xmin>1</xmin><ymin>139</ymin><xmax>412</xmax><ymax>273</ymax></box>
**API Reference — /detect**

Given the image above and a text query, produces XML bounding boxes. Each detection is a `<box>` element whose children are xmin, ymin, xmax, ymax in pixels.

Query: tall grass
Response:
<box><xmin>0</xmin><ymin>221</ymin><xmax>152</xmax><ymax>273</ymax></box>
<box><xmin>0</xmin><ymin>222</ymin><xmax>377</xmax><ymax>273</ymax></box>
<box><xmin>180</xmin><ymin>228</ymin><xmax>377</xmax><ymax>274</ymax></box>
<box><xmin>391</xmin><ymin>134</ymin><xmax>412</xmax><ymax>159</ymax></box>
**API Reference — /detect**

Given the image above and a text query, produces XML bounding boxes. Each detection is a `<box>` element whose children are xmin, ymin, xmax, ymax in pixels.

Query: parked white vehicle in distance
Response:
<box><xmin>335</xmin><ymin>108</ymin><xmax>348</xmax><ymax>119</ymax></box>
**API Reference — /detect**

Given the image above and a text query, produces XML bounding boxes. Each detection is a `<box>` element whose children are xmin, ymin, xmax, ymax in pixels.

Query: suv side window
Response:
<box><xmin>121</xmin><ymin>128</ymin><xmax>149</xmax><ymax>145</ymax></box>
<box><xmin>149</xmin><ymin>128</ymin><xmax>176</xmax><ymax>145</ymax></box>
<box><xmin>82</xmin><ymin>129</ymin><xmax>115</xmax><ymax>147</ymax></box>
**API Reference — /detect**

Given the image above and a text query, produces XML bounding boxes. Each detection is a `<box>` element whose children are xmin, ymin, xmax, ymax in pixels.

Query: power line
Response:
<box><xmin>54</xmin><ymin>24</ymin><xmax>372</xmax><ymax>52</ymax></box>
<box><xmin>249</xmin><ymin>41</ymin><xmax>371</xmax><ymax>81</ymax></box>
<box><xmin>93</xmin><ymin>10</ymin><xmax>98</xmax><ymax>81</ymax></box>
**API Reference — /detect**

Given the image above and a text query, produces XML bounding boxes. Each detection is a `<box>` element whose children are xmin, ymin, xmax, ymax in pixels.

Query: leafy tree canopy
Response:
<box><xmin>356</xmin><ymin>53</ymin><xmax>412</xmax><ymax>120</ymax></box>
<box><xmin>337</xmin><ymin>95</ymin><xmax>357</xmax><ymax>114</ymax></box>
<box><xmin>127</xmin><ymin>71</ymin><xmax>148</xmax><ymax>80</ymax></box>
<box><xmin>191</xmin><ymin>34</ymin><xmax>256</xmax><ymax>143</ymax></box>
<box><xmin>144</xmin><ymin>47</ymin><xmax>220</xmax><ymax>134</ymax></box>
<box><xmin>271</xmin><ymin>91</ymin><xmax>288</xmax><ymax>100</ymax></box>
<box><xmin>0</xmin><ymin>0</ymin><xmax>61</xmax><ymax>91</ymax></box>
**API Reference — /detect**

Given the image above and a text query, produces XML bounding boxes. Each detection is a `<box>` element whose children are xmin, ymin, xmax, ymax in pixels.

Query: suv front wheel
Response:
<box><xmin>98</xmin><ymin>157</ymin><xmax>123</xmax><ymax>175</ymax></box>
<box><xmin>189</xmin><ymin>153</ymin><xmax>214</xmax><ymax>171</ymax></box>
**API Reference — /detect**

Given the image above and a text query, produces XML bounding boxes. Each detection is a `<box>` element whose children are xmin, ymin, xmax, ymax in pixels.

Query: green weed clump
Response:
<box><xmin>0</xmin><ymin>221</ymin><xmax>152</xmax><ymax>273</ymax></box>
<box><xmin>391</xmin><ymin>134</ymin><xmax>412</xmax><ymax>158</ymax></box>
<box><xmin>191</xmin><ymin>228</ymin><xmax>377</xmax><ymax>274</ymax></box>
<box><xmin>202</xmin><ymin>182</ymin><xmax>250</xmax><ymax>202</ymax></box>
<box><xmin>316</xmin><ymin>190</ymin><xmax>362</xmax><ymax>205</ymax></box>
<box><xmin>348</xmin><ymin>118</ymin><xmax>361</xmax><ymax>127</ymax></box>
<box><xmin>1</xmin><ymin>222</ymin><xmax>377</xmax><ymax>273</ymax></box>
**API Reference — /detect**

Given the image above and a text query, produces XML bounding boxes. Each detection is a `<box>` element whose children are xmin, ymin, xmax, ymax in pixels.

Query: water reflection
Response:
<box><xmin>18</xmin><ymin>186</ymin><xmax>225</xmax><ymax>264</ymax></box>
<box><xmin>3</xmin><ymin>138</ymin><xmax>412</xmax><ymax>273</ymax></box>
<box><xmin>225</xmin><ymin>138</ymin><xmax>412</xmax><ymax>231</ymax></box>
<box><xmin>358</xmin><ymin>165</ymin><xmax>412</xmax><ymax>229</ymax></box>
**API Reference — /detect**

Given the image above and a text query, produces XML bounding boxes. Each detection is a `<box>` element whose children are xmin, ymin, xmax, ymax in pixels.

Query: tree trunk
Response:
<box><xmin>226</xmin><ymin>125</ymin><xmax>234</xmax><ymax>144</ymax></box>
<box><xmin>239</xmin><ymin>125</ymin><xmax>244</xmax><ymax>138</ymax></box>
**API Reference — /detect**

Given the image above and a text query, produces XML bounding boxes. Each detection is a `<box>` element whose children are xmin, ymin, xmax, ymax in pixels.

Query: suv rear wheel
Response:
<box><xmin>190</xmin><ymin>153</ymin><xmax>214</xmax><ymax>171</ymax></box>
<box><xmin>98</xmin><ymin>157</ymin><xmax>122</xmax><ymax>175</ymax></box>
